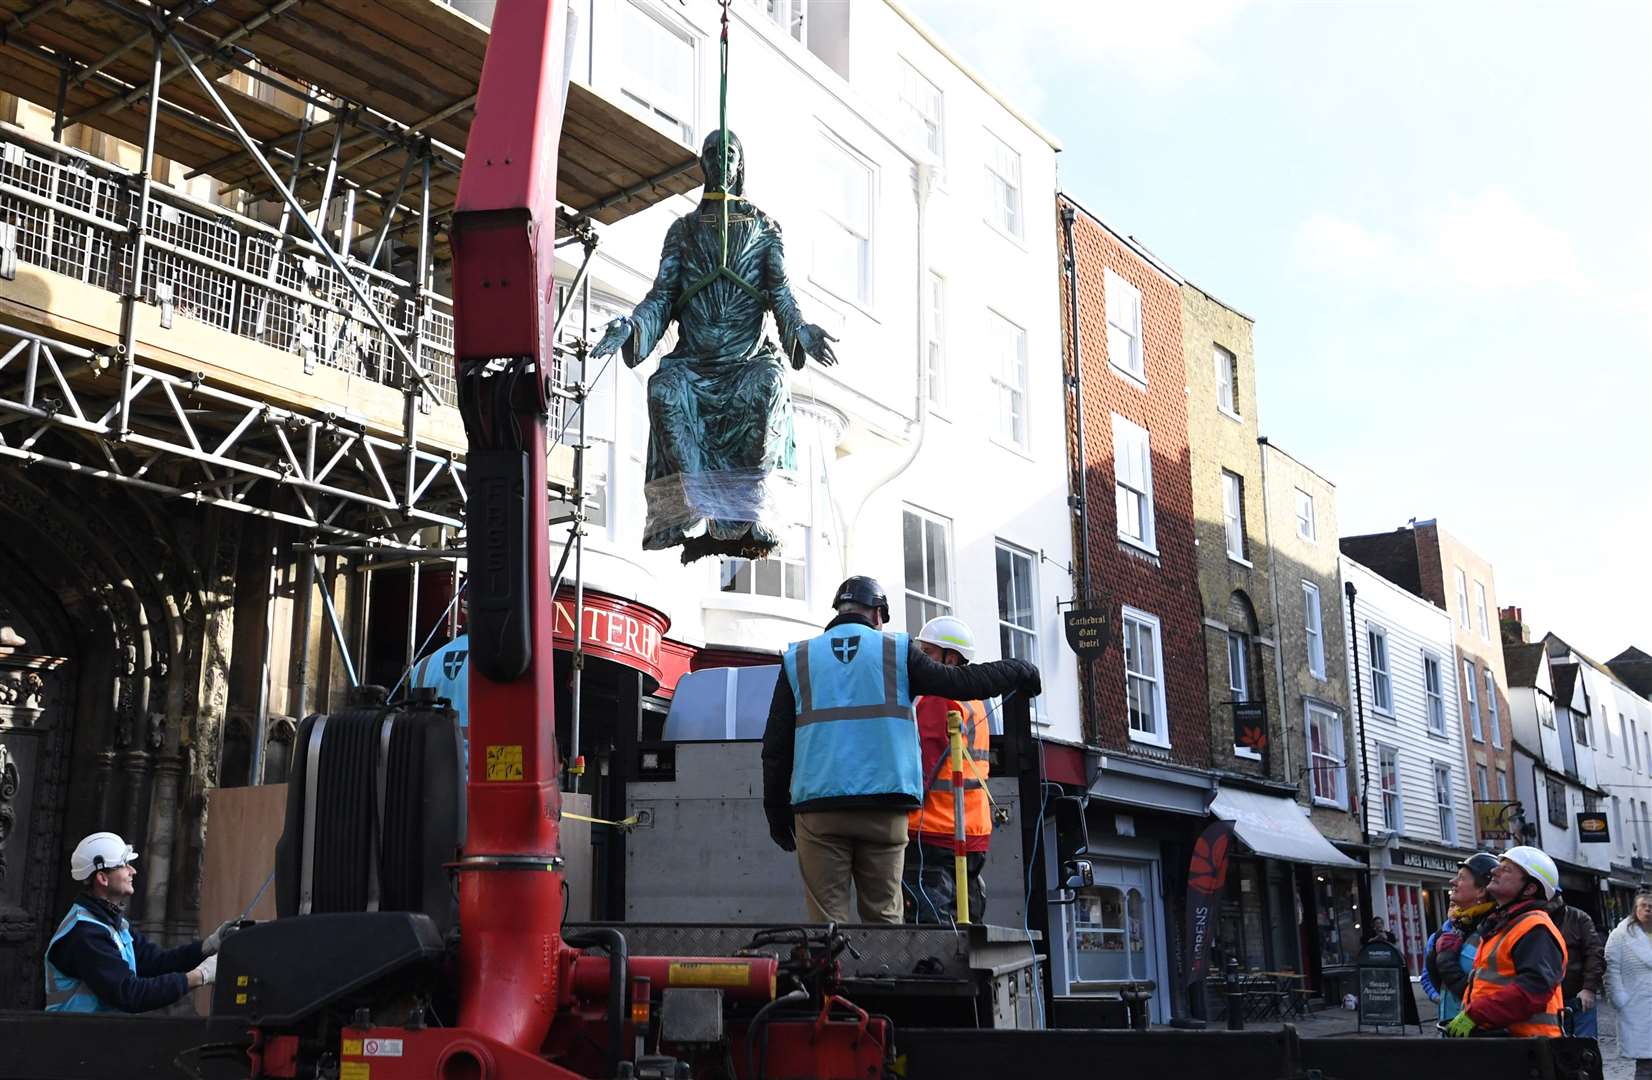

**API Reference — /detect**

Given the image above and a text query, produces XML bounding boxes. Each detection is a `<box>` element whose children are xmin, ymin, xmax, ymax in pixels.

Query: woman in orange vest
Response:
<box><xmin>902</xmin><ymin>616</ymin><xmax>994</xmax><ymax>924</ymax></box>
<box><xmin>1446</xmin><ymin>846</ymin><xmax>1568</xmax><ymax>1037</ymax></box>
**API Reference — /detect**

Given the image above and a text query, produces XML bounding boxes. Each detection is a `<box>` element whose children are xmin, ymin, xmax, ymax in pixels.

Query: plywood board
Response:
<box><xmin>199</xmin><ymin>783</ymin><xmax>288</xmax><ymax>936</ymax></box>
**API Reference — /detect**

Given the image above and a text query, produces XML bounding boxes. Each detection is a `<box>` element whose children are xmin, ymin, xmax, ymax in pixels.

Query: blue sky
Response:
<box><xmin>904</xmin><ymin>0</ymin><xmax>1652</xmax><ymax>661</ymax></box>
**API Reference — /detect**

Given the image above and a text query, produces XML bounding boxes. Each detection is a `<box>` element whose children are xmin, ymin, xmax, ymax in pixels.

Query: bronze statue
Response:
<box><xmin>591</xmin><ymin>130</ymin><xmax>838</xmax><ymax>563</ymax></box>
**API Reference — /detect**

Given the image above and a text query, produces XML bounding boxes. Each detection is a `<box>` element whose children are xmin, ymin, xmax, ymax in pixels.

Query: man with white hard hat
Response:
<box><xmin>1444</xmin><ymin>845</ymin><xmax>1568</xmax><ymax>1037</ymax></box>
<box><xmin>42</xmin><ymin>831</ymin><xmax>232</xmax><ymax>1012</ymax></box>
<box><xmin>903</xmin><ymin>615</ymin><xmax>996</xmax><ymax>924</ymax></box>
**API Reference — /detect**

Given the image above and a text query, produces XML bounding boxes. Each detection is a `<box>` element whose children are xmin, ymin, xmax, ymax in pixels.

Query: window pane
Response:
<box><xmin>784</xmin><ymin>560</ymin><xmax>804</xmax><ymax>600</ymax></box>
<box><xmin>925</xmin><ymin>519</ymin><xmax>949</xmax><ymax>600</ymax></box>
<box><xmin>754</xmin><ymin>558</ymin><xmax>782</xmax><ymax>597</ymax></box>
<box><xmin>903</xmin><ymin>511</ymin><xmax>923</xmax><ymax>590</ymax></box>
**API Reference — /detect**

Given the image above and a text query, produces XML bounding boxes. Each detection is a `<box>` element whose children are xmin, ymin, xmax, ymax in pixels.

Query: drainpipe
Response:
<box><xmin>1345</xmin><ymin>577</ymin><xmax>1374</xmax><ymax>929</ymax></box>
<box><xmin>1257</xmin><ymin>438</ymin><xmax>1292</xmax><ymax>786</ymax></box>
<box><xmin>837</xmin><ymin>162</ymin><xmax>934</xmax><ymax>577</ymax></box>
<box><xmin>1060</xmin><ymin>203</ymin><xmax>1097</xmax><ymax>742</ymax></box>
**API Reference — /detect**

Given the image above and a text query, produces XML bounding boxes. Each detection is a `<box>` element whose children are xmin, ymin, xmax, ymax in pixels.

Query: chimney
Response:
<box><xmin>1499</xmin><ymin>605</ymin><xmax>1527</xmax><ymax>645</ymax></box>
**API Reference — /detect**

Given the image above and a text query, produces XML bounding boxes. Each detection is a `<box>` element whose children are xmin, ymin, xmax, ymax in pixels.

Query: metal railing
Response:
<box><xmin>0</xmin><ymin>122</ymin><xmax>456</xmax><ymax>407</ymax></box>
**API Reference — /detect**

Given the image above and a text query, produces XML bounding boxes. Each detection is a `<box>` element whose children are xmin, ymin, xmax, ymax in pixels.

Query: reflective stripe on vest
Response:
<box><xmin>909</xmin><ymin>698</ymin><xmax>992</xmax><ymax>844</ymax></box>
<box><xmin>1463</xmin><ymin>908</ymin><xmax>1567</xmax><ymax>1037</ymax></box>
<box><xmin>43</xmin><ymin>904</ymin><xmax>136</xmax><ymax>1013</ymax></box>
<box><xmin>782</xmin><ymin>626</ymin><xmax>920</xmax><ymax>804</ymax></box>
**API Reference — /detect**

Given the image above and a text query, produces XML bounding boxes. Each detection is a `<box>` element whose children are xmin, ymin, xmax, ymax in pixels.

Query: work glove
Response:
<box><xmin>1442</xmin><ymin>1011</ymin><xmax>1476</xmax><ymax>1038</ymax></box>
<box><xmin>766</xmin><ymin>806</ymin><xmax>796</xmax><ymax>853</ymax></box>
<box><xmin>188</xmin><ymin>954</ymin><xmax>218</xmax><ymax>989</ymax></box>
<box><xmin>1010</xmin><ymin>659</ymin><xmax>1042</xmax><ymax>698</ymax></box>
<box><xmin>1434</xmin><ymin>930</ymin><xmax>1461</xmax><ymax>954</ymax></box>
<box><xmin>203</xmin><ymin>918</ymin><xmax>244</xmax><ymax>956</ymax></box>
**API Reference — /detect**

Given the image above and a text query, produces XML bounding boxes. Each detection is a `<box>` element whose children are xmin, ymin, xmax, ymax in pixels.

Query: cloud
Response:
<box><xmin>901</xmin><ymin>0</ymin><xmax>1258</xmax><ymax>108</ymax></box>
<box><xmin>1290</xmin><ymin>189</ymin><xmax>1588</xmax><ymax>294</ymax></box>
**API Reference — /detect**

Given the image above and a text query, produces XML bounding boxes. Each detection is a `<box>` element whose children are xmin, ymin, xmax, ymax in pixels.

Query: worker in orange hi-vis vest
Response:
<box><xmin>1446</xmin><ymin>845</ymin><xmax>1569</xmax><ymax>1038</ymax></box>
<box><xmin>902</xmin><ymin>616</ymin><xmax>994</xmax><ymax>924</ymax></box>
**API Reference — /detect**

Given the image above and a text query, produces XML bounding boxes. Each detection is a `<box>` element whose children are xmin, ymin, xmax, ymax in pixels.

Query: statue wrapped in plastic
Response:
<box><xmin>591</xmin><ymin>130</ymin><xmax>838</xmax><ymax>563</ymax></box>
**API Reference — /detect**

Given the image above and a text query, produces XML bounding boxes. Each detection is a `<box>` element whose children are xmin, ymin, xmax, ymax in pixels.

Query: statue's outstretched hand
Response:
<box><xmin>591</xmin><ymin>317</ymin><xmax>635</xmax><ymax>364</ymax></box>
<box><xmin>797</xmin><ymin>324</ymin><xmax>838</xmax><ymax>367</ymax></box>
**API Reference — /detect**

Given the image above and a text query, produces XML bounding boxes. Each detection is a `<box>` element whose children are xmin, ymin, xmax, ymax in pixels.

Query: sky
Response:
<box><xmin>903</xmin><ymin>0</ymin><xmax>1652</xmax><ymax>662</ymax></box>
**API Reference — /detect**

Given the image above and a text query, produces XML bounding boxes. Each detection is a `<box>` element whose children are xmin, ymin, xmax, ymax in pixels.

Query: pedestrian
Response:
<box><xmin>1422</xmin><ymin>852</ymin><xmax>1499</xmax><ymax>1027</ymax></box>
<box><xmin>1604</xmin><ymin>888</ymin><xmax>1652</xmax><ymax>1077</ymax></box>
<box><xmin>43</xmin><ymin>832</ymin><xmax>232</xmax><ymax>1012</ymax></box>
<box><xmin>902</xmin><ymin>615</ymin><xmax>993</xmax><ymax>924</ymax></box>
<box><xmin>762</xmin><ymin>576</ymin><xmax>1041</xmax><ymax>924</ymax></box>
<box><xmin>1551</xmin><ymin>895</ymin><xmax>1604</xmax><ymax>1037</ymax></box>
<box><xmin>1444</xmin><ymin>845</ymin><xmax>1567</xmax><ymax>1038</ymax></box>
<box><xmin>1362</xmin><ymin>916</ymin><xmax>1398</xmax><ymax>946</ymax></box>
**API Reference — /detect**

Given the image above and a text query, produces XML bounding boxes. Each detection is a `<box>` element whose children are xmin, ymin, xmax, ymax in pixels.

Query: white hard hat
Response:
<box><xmin>916</xmin><ymin>615</ymin><xmax>976</xmax><ymax>663</ymax></box>
<box><xmin>70</xmin><ymin>832</ymin><xmax>137</xmax><ymax>881</ymax></box>
<box><xmin>1500</xmin><ymin>845</ymin><xmax>1559</xmax><ymax>900</ymax></box>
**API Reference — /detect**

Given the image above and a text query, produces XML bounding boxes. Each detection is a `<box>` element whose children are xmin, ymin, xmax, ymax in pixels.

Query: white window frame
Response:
<box><xmin>1455</xmin><ymin>567</ymin><xmax>1471</xmax><ymax>628</ymax></box>
<box><xmin>1111</xmin><ymin>413</ymin><xmax>1156</xmax><ymax>553</ymax></box>
<box><xmin>1423</xmin><ymin>653</ymin><xmax>1447</xmax><ymax>735</ymax></box>
<box><xmin>1303</xmin><ymin>582</ymin><xmax>1326</xmax><ymax>679</ymax></box>
<box><xmin>925</xmin><ymin>270</ymin><xmax>946</xmax><ymax>408</ymax></box>
<box><xmin>1603</xmin><ymin>704</ymin><xmax>1613</xmax><ymax>756</ymax></box>
<box><xmin>1496</xmin><ymin>768</ymin><xmax>1509</xmax><ymax>801</ymax></box>
<box><xmin>1221</xmin><ymin>470</ymin><xmax>1247</xmax><ymax>562</ymax></box>
<box><xmin>617</xmin><ymin>1</ymin><xmax>699</xmax><ymax>143</ymax></box>
<box><xmin>898</xmin><ymin>58</ymin><xmax>944</xmax><ymax>161</ymax></box>
<box><xmin>1464</xmin><ymin>658</ymin><xmax>1482</xmax><ymax>741</ymax></box>
<box><xmin>1435</xmin><ymin>763</ymin><xmax>1457</xmax><ymax>843</ymax></box>
<box><xmin>1486</xmin><ymin>667</ymin><xmax>1502</xmax><ymax>748</ymax></box>
<box><xmin>1368</xmin><ymin>624</ymin><xmax>1393</xmax><ymax>716</ymax></box>
<box><xmin>812</xmin><ymin>131</ymin><xmax>875</xmax><ymax>307</ymax></box>
<box><xmin>1103</xmin><ymin>268</ymin><xmax>1144</xmax><ymax>383</ymax></box>
<box><xmin>1122</xmin><ymin>606</ymin><xmax>1169</xmax><ymax>748</ymax></box>
<box><xmin>1227</xmin><ymin>631</ymin><xmax>1249</xmax><ymax>701</ymax></box>
<box><xmin>1379</xmin><ymin>744</ymin><xmax>1403</xmax><ymax>833</ymax></box>
<box><xmin>744</xmin><ymin>0</ymin><xmax>804</xmax><ymax>41</ymax></box>
<box><xmin>719</xmin><ymin>524</ymin><xmax>808</xmax><ymax>602</ymax></box>
<box><xmin>1307</xmin><ymin>703</ymin><xmax>1346</xmax><ymax>807</ymax></box>
<box><xmin>987</xmin><ymin>309</ymin><xmax>1029</xmax><ymax>451</ymax></box>
<box><xmin>1214</xmin><ymin>344</ymin><xmax>1238</xmax><ymax>417</ymax></box>
<box><xmin>994</xmin><ymin>540</ymin><xmax>1040</xmax><ymax>666</ymax></box>
<box><xmin>983</xmin><ymin>129</ymin><xmax>1022</xmax><ymax>238</ymax></box>
<box><xmin>902</xmin><ymin>505</ymin><xmax>954</xmax><ymax>631</ymax></box>
<box><xmin>1295</xmin><ymin>488</ymin><xmax>1316</xmax><ymax>541</ymax></box>
<box><xmin>1475</xmin><ymin>581</ymin><xmax>1490</xmax><ymax>640</ymax></box>
<box><xmin>1476</xmin><ymin>763</ymin><xmax>1490</xmax><ymax>802</ymax></box>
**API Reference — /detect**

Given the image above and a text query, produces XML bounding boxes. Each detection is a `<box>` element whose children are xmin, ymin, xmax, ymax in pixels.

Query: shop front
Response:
<box><xmin>1556</xmin><ymin>861</ymin><xmax>1606</xmax><ymax>929</ymax></box>
<box><xmin>1373</xmin><ymin>845</ymin><xmax>1469</xmax><ymax>977</ymax></box>
<box><xmin>1304</xmin><ymin>862</ymin><xmax>1366</xmax><ymax>1003</ymax></box>
<box><xmin>1607</xmin><ymin>866</ymin><xmax>1642</xmax><ymax>928</ymax></box>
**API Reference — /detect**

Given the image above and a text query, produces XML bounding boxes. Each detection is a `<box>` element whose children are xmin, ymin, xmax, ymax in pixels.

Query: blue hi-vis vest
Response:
<box><xmin>412</xmin><ymin>634</ymin><xmax>470</xmax><ymax>763</ymax></box>
<box><xmin>43</xmin><ymin>904</ymin><xmax>135</xmax><ymax>1013</ymax></box>
<box><xmin>781</xmin><ymin>624</ymin><xmax>920</xmax><ymax>806</ymax></box>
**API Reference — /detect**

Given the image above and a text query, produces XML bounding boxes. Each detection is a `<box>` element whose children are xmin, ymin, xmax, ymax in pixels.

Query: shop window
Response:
<box><xmin>1071</xmin><ymin>884</ymin><xmax>1150</xmax><ymax>982</ymax></box>
<box><xmin>1385</xmin><ymin>883</ymin><xmax>1428</xmax><ymax>977</ymax></box>
<box><xmin>1315</xmin><ymin>872</ymin><xmax>1361</xmax><ymax>969</ymax></box>
<box><xmin>719</xmin><ymin>525</ymin><xmax>806</xmax><ymax>601</ymax></box>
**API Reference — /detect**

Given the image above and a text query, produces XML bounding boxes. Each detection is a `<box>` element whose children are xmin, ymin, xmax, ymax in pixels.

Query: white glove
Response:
<box><xmin>189</xmin><ymin>954</ymin><xmax>218</xmax><ymax>988</ymax></box>
<box><xmin>203</xmin><ymin>919</ymin><xmax>239</xmax><ymax>955</ymax></box>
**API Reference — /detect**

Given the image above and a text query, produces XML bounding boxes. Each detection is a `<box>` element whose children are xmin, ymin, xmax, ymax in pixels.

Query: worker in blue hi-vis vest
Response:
<box><xmin>761</xmin><ymin>576</ymin><xmax>1042</xmax><ymax>925</ymax></box>
<box><xmin>411</xmin><ymin>633</ymin><xmax>470</xmax><ymax>762</ymax></box>
<box><xmin>43</xmin><ymin>832</ymin><xmax>230</xmax><ymax>1012</ymax></box>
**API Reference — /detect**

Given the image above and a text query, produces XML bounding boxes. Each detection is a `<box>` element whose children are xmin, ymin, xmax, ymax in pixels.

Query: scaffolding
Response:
<box><xmin>0</xmin><ymin>0</ymin><xmax>701</xmax><ymax>776</ymax></box>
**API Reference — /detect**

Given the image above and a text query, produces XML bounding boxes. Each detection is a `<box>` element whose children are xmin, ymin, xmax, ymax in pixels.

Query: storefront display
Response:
<box><xmin>1315</xmin><ymin>872</ymin><xmax>1362</xmax><ymax>969</ymax></box>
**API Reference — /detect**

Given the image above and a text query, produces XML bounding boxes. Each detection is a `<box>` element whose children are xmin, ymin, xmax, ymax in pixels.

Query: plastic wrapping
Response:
<box><xmin>643</xmin><ymin>466</ymin><xmax>799</xmax><ymax>535</ymax></box>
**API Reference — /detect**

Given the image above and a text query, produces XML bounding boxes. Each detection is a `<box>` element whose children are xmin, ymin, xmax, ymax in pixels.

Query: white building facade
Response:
<box><xmin>550</xmin><ymin>0</ymin><xmax>1079</xmax><ymax>735</ymax></box>
<box><xmin>1341</xmin><ymin>556</ymin><xmax>1475</xmax><ymax>975</ymax></box>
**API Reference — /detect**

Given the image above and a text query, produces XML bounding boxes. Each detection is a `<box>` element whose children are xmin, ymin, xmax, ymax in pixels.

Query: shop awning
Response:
<box><xmin>1210</xmin><ymin>785</ymin><xmax>1360</xmax><ymax>868</ymax></box>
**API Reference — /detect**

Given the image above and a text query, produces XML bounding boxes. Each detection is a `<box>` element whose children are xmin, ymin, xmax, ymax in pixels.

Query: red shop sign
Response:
<box><xmin>550</xmin><ymin>588</ymin><xmax>671</xmax><ymax>684</ymax></box>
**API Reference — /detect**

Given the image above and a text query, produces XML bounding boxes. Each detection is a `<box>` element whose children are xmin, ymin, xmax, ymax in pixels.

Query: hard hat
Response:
<box><xmin>916</xmin><ymin>615</ymin><xmax>977</xmax><ymax>663</ymax></box>
<box><xmin>833</xmin><ymin>576</ymin><xmax>890</xmax><ymax>623</ymax></box>
<box><xmin>1500</xmin><ymin>845</ymin><xmax>1560</xmax><ymax>900</ymax></box>
<box><xmin>1459</xmin><ymin>851</ymin><xmax>1500</xmax><ymax>887</ymax></box>
<box><xmin>70</xmin><ymin>832</ymin><xmax>137</xmax><ymax>881</ymax></box>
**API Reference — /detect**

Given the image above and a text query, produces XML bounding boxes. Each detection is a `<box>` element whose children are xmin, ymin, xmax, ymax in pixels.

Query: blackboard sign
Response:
<box><xmin>1063</xmin><ymin>608</ymin><xmax>1111</xmax><ymax>658</ymax></box>
<box><xmin>1356</xmin><ymin>940</ymin><xmax>1419</xmax><ymax>1033</ymax></box>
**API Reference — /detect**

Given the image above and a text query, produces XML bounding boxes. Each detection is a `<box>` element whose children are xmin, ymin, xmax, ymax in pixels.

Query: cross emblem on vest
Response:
<box><xmin>443</xmin><ymin>649</ymin><xmax>468</xmax><ymax>679</ymax></box>
<box><xmin>830</xmin><ymin>637</ymin><xmax>860</xmax><ymax>664</ymax></box>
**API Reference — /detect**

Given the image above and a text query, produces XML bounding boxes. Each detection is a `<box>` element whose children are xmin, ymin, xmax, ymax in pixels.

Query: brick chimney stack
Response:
<box><xmin>1499</xmin><ymin>605</ymin><xmax>1527</xmax><ymax>645</ymax></box>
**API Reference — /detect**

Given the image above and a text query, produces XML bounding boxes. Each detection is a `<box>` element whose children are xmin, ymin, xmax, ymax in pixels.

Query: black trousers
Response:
<box><xmin>902</xmin><ymin>841</ymin><xmax>987</xmax><ymax>924</ymax></box>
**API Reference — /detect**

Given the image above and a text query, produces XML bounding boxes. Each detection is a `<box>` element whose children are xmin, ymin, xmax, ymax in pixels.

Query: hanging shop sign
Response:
<box><xmin>1474</xmin><ymin>800</ymin><xmax>1520</xmax><ymax>841</ymax></box>
<box><xmin>1063</xmin><ymin>607</ymin><xmax>1111</xmax><ymax>658</ymax></box>
<box><xmin>1232</xmin><ymin>701</ymin><xmax>1267</xmax><ymax>755</ymax></box>
<box><xmin>1579</xmin><ymin>812</ymin><xmax>1611</xmax><ymax>843</ymax></box>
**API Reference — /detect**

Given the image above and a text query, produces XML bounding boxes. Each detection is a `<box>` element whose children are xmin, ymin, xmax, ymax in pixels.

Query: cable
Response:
<box><xmin>387</xmin><ymin>581</ymin><xmax>468</xmax><ymax>702</ymax></box>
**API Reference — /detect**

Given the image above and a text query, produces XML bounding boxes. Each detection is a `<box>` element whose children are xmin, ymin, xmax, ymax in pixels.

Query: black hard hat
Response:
<box><xmin>833</xmin><ymin>576</ymin><xmax>889</xmax><ymax>622</ymax></box>
<box><xmin>1460</xmin><ymin>851</ymin><xmax>1499</xmax><ymax>887</ymax></box>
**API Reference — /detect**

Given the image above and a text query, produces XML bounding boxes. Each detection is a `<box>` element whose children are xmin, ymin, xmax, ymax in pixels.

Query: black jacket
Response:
<box><xmin>46</xmin><ymin>894</ymin><xmax>204</xmax><ymax>1013</ymax></box>
<box><xmin>1554</xmin><ymin>902</ymin><xmax>1605</xmax><ymax>1000</ymax></box>
<box><xmin>761</xmin><ymin>612</ymin><xmax>1038</xmax><ymax>814</ymax></box>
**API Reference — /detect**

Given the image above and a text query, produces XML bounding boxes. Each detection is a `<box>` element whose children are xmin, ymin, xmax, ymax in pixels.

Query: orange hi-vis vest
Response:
<box><xmin>908</xmin><ymin>698</ymin><xmax>991</xmax><ymax>850</ymax></box>
<box><xmin>1462</xmin><ymin>907</ymin><xmax>1567</xmax><ymax>1036</ymax></box>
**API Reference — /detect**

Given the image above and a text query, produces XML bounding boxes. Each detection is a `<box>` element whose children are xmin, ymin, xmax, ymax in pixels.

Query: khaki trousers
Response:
<box><xmin>794</xmin><ymin>809</ymin><xmax>907</xmax><ymax>924</ymax></box>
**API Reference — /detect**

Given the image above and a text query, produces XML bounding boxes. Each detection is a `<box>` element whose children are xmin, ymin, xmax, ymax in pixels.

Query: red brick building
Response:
<box><xmin>1055</xmin><ymin>194</ymin><xmax>1211</xmax><ymax>1022</ymax></box>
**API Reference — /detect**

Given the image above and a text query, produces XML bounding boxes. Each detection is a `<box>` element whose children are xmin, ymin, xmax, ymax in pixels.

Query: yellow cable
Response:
<box><xmin>561</xmin><ymin>811</ymin><xmax>640</xmax><ymax>830</ymax></box>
